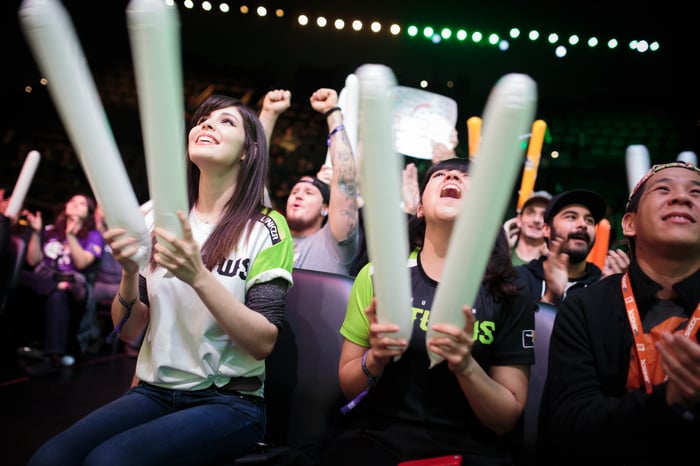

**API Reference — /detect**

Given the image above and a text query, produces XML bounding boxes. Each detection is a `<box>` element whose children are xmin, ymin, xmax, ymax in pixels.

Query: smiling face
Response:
<box><xmin>517</xmin><ymin>201</ymin><xmax>548</xmax><ymax>241</ymax></box>
<box><xmin>188</xmin><ymin>105</ymin><xmax>246</xmax><ymax>170</ymax></box>
<box><xmin>623</xmin><ymin>166</ymin><xmax>700</xmax><ymax>258</ymax></box>
<box><xmin>544</xmin><ymin>204</ymin><xmax>597</xmax><ymax>264</ymax></box>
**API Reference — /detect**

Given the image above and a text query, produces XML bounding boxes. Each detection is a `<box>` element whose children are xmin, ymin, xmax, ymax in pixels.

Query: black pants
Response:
<box><xmin>14</xmin><ymin>269</ymin><xmax>87</xmax><ymax>356</ymax></box>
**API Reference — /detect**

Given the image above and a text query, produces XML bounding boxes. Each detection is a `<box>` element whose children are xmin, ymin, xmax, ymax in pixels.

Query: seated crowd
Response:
<box><xmin>1</xmin><ymin>84</ymin><xmax>697</xmax><ymax>466</ymax></box>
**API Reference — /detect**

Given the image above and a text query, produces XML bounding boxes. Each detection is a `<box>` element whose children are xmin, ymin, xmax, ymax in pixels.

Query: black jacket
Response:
<box><xmin>537</xmin><ymin>260</ymin><xmax>700</xmax><ymax>465</ymax></box>
<box><xmin>515</xmin><ymin>256</ymin><xmax>602</xmax><ymax>305</ymax></box>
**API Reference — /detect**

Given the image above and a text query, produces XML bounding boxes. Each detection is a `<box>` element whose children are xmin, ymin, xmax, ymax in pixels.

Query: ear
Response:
<box><xmin>416</xmin><ymin>203</ymin><xmax>424</xmax><ymax>219</ymax></box>
<box><xmin>621</xmin><ymin>212</ymin><xmax>636</xmax><ymax>237</ymax></box>
<box><xmin>542</xmin><ymin>223</ymin><xmax>551</xmax><ymax>240</ymax></box>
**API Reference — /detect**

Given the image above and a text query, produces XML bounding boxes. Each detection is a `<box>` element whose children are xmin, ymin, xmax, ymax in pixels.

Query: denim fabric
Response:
<box><xmin>28</xmin><ymin>382</ymin><xmax>266</xmax><ymax>466</ymax></box>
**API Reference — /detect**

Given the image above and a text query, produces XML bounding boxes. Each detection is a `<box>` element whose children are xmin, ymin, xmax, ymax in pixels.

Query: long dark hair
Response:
<box><xmin>49</xmin><ymin>193</ymin><xmax>97</xmax><ymax>242</ymax></box>
<box><xmin>407</xmin><ymin>158</ymin><xmax>518</xmax><ymax>301</ymax></box>
<box><xmin>482</xmin><ymin>227</ymin><xmax>519</xmax><ymax>300</ymax></box>
<box><xmin>156</xmin><ymin>94</ymin><xmax>269</xmax><ymax>271</ymax></box>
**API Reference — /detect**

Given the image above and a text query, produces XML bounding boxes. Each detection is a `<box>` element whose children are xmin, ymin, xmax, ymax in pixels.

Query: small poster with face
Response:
<box><xmin>326</xmin><ymin>82</ymin><xmax>458</xmax><ymax>165</ymax></box>
<box><xmin>391</xmin><ymin>86</ymin><xmax>458</xmax><ymax>160</ymax></box>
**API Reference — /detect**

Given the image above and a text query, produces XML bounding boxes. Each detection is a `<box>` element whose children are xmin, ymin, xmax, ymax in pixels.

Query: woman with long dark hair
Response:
<box><xmin>324</xmin><ymin>157</ymin><xmax>536</xmax><ymax>465</ymax></box>
<box><xmin>17</xmin><ymin>193</ymin><xmax>102</xmax><ymax>371</ymax></box>
<box><xmin>28</xmin><ymin>94</ymin><xmax>294</xmax><ymax>466</ymax></box>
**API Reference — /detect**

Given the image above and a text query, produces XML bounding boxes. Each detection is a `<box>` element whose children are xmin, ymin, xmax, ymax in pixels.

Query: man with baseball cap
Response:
<box><xmin>516</xmin><ymin>188</ymin><xmax>625</xmax><ymax>306</ymax></box>
<box><xmin>504</xmin><ymin>190</ymin><xmax>552</xmax><ymax>265</ymax></box>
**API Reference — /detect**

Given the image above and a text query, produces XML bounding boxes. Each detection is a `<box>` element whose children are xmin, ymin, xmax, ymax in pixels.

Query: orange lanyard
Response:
<box><xmin>621</xmin><ymin>272</ymin><xmax>700</xmax><ymax>394</ymax></box>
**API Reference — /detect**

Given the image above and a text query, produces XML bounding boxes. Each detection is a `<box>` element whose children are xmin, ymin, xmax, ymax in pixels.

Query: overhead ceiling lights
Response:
<box><xmin>175</xmin><ymin>1</ymin><xmax>662</xmax><ymax>59</ymax></box>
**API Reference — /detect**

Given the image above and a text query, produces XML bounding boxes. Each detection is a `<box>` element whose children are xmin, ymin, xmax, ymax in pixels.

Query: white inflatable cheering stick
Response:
<box><xmin>427</xmin><ymin>73</ymin><xmax>537</xmax><ymax>368</ymax></box>
<box><xmin>356</xmin><ymin>64</ymin><xmax>413</xmax><ymax>345</ymax></box>
<box><xmin>5</xmin><ymin>150</ymin><xmax>41</xmax><ymax>220</ymax></box>
<box><xmin>18</xmin><ymin>0</ymin><xmax>151</xmax><ymax>266</ymax></box>
<box><xmin>127</xmin><ymin>0</ymin><xmax>189</xmax><ymax>241</ymax></box>
<box><xmin>625</xmin><ymin>145</ymin><xmax>651</xmax><ymax>195</ymax></box>
<box><xmin>677</xmin><ymin>151</ymin><xmax>697</xmax><ymax>166</ymax></box>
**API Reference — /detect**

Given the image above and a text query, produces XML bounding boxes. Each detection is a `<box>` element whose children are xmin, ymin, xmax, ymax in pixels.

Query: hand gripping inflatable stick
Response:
<box><xmin>427</xmin><ymin>74</ymin><xmax>537</xmax><ymax>367</ymax></box>
<box><xmin>356</xmin><ymin>64</ymin><xmax>413</xmax><ymax>346</ymax></box>
<box><xmin>127</xmin><ymin>0</ymin><xmax>188</xmax><ymax>242</ymax></box>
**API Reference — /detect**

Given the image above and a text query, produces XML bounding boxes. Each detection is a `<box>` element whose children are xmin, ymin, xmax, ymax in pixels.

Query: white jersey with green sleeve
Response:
<box><xmin>136</xmin><ymin>207</ymin><xmax>294</xmax><ymax>395</ymax></box>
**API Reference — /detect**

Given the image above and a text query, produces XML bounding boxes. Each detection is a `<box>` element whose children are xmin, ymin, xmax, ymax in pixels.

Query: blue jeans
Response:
<box><xmin>28</xmin><ymin>382</ymin><xmax>266</xmax><ymax>466</ymax></box>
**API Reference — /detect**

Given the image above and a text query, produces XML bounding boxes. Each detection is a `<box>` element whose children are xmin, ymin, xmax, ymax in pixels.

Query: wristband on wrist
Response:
<box><xmin>107</xmin><ymin>293</ymin><xmax>138</xmax><ymax>344</ymax></box>
<box><xmin>326</xmin><ymin>124</ymin><xmax>345</xmax><ymax>147</ymax></box>
<box><xmin>324</xmin><ymin>106</ymin><xmax>342</xmax><ymax>118</ymax></box>
<box><xmin>340</xmin><ymin>348</ymin><xmax>378</xmax><ymax>415</ymax></box>
<box><xmin>361</xmin><ymin>348</ymin><xmax>378</xmax><ymax>387</ymax></box>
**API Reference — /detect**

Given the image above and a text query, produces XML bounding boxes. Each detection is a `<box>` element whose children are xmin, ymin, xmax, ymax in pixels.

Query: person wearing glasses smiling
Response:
<box><xmin>537</xmin><ymin>161</ymin><xmax>700</xmax><ymax>465</ymax></box>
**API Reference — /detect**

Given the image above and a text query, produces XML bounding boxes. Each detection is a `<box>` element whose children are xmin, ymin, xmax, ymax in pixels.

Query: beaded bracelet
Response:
<box><xmin>326</xmin><ymin>123</ymin><xmax>345</xmax><ymax>147</ymax></box>
<box><xmin>106</xmin><ymin>293</ymin><xmax>138</xmax><ymax>344</ymax></box>
<box><xmin>324</xmin><ymin>106</ymin><xmax>342</xmax><ymax>118</ymax></box>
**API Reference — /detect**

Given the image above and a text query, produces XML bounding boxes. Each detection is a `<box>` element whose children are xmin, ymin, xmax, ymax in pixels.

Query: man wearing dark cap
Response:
<box><xmin>537</xmin><ymin>161</ymin><xmax>700</xmax><ymax>464</ymax></box>
<box><xmin>504</xmin><ymin>190</ymin><xmax>552</xmax><ymax>266</ymax></box>
<box><xmin>515</xmin><ymin>188</ymin><xmax>611</xmax><ymax>306</ymax></box>
<box><xmin>284</xmin><ymin>88</ymin><xmax>359</xmax><ymax>276</ymax></box>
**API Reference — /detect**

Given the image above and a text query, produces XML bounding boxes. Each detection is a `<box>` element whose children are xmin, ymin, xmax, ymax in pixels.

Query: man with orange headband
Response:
<box><xmin>537</xmin><ymin>162</ymin><xmax>700</xmax><ymax>465</ymax></box>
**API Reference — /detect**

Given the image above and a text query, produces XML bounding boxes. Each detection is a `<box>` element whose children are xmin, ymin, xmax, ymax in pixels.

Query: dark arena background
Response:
<box><xmin>1</xmin><ymin>2</ymin><xmax>699</xmax><ymax>465</ymax></box>
<box><xmin>2</xmin><ymin>0</ymin><xmax>698</xmax><ymax>222</ymax></box>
